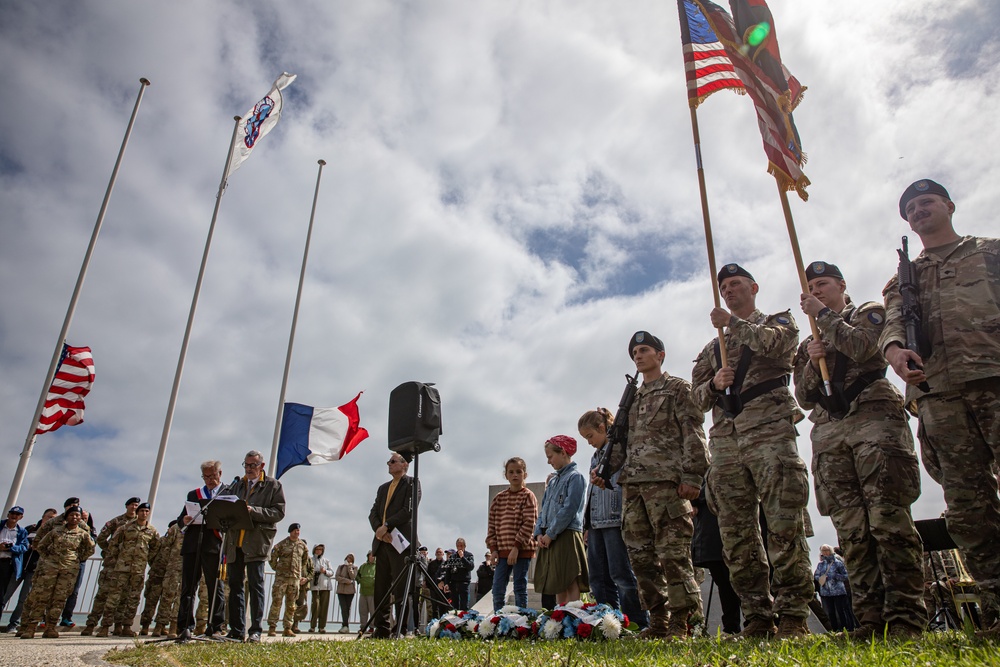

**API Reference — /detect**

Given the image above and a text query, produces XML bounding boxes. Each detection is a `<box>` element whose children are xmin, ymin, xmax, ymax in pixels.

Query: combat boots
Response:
<box><xmin>151</xmin><ymin>623</ymin><xmax>167</xmax><ymax>637</ymax></box>
<box><xmin>194</xmin><ymin>621</ymin><xmax>207</xmax><ymax>635</ymax></box>
<box><xmin>167</xmin><ymin>622</ymin><xmax>178</xmax><ymax>639</ymax></box>
<box><xmin>663</xmin><ymin>612</ymin><xmax>691</xmax><ymax>640</ymax></box>
<box><xmin>267</xmin><ymin>626</ymin><xmax>277</xmax><ymax>637</ymax></box>
<box><xmin>80</xmin><ymin>623</ymin><xmax>96</xmax><ymax>636</ymax></box>
<box><xmin>118</xmin><ymin>623</ymin><xmax>137</xmax><ymax>638</ymax></box>
<box><xmin>96</xmin><ymin>624</ymin><xmax>111</xmax><ymax>637</ymax></box>
<box><xmin>735</xmin><ymin>616</ymin><xmax>777</xmax><ymax>640</ymax></box>
<box><xmin>18</xmin><ymin>625</ymin><xmax>35</xmax><ymax>639</ymax></box>
<box><xmin>283</xmin><ymin>627</ymin><xmax>296</xmax><ymax>637</ymax></box>
<box><xmin>139</xmin><ymin>623</ymin><xmax>149</xmax><ymax>636</ymax></box>
<box><xmin>774</xmin><ymin>615</ymin><xmax>810</xmax><ymax>640</ymax></box>
<box><xmin>42</xmin><ymin>627</ymin><xmax>59</xmax><ymax>639</ymax></box>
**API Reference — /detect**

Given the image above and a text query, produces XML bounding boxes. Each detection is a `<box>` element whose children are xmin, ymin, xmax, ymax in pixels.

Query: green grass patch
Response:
<box><xmin>105</xmin><ymin>632</ymin><xmax>1000</xmax><ymax>667</ymax></box>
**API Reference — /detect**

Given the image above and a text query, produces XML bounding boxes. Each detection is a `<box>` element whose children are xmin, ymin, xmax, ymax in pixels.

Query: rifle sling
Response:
<box><xmin>712</xmin><ymin>340</ymin><xmax>788</xmax><ymax>416</ymax></box>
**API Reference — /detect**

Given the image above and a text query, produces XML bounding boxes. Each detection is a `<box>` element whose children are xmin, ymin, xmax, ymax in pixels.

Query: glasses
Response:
<box><xmin>243</xmin><ymin>461</ymin><xmax>263</xmax><ymax>469</ymax></box>
<box><xmin>387</xmin><ymin>458</ymin><xmax>404</xmax><ymax>465</ymax></box>
<box><xmin>202</xmin><ymin>473</ymin><xmax>220</xmax><ymax>480</ymax></box>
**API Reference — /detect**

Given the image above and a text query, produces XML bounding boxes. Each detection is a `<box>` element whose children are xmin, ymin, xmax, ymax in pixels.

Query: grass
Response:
<box><xmin>105</xmin><ymin>631</ymin><xmax>1000</xmax><ymax>667</ymax></box>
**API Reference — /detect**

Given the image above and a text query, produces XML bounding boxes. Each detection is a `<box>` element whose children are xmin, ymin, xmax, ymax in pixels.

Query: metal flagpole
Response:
<box><xmin>268</xmin><ymin>159</ymin><xmax>327</xmax><ymax>473</ymax></box>
<box><xmin>777</xmin><ymin>183</ymin><xmax>833</xmax><ymax>394</ymax></box>
<box><xmin>147</xmin><ymin>115</ymin><xmax>243</xmax><ymax>512</ymax></box>
<box><xmin>5</xmin><ymin>77</ymin><xmax>151</xmax><ymax>511</ymax></box>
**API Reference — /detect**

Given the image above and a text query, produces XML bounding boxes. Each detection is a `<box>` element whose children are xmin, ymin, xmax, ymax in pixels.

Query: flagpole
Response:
<box><xmin>776</xmin><ymin>183</ymin><xmax>833</xmax><ymax>393</ymax></box>
<box><xmin>268</xmin><ymin>159</ymin><xmax>327</xmax><ymax>473</ymax></box>
<box><xmin>147</xmin><ymin>115</ymin><xmax>243</xmax><ymax>512</ymax></box>
<box><xmin>5</xmin><ymin>77</ymin><xmax>151</xmax><ymax>511</ymax></box>
<box><xmin>687</xmin><ymin>107</ymin><xmax>730</xmax><ymax>369</ymax></box>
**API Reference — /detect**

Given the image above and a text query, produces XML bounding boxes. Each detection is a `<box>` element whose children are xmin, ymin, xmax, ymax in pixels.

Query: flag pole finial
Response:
<box><xmin>140</xmin><ymin>77</ymin><xmax>151</xmax><ymax>86</ymax></box>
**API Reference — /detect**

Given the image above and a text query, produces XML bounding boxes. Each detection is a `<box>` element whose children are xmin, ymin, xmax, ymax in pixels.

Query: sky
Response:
<box><xmin>1</xmin><ymin>0</ymin><xmax>998</xmax><ymax>577</ymax></box>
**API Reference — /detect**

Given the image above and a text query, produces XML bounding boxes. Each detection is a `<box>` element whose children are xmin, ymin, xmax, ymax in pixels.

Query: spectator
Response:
<box><xmin>3</xmin><ymin>508</ymin><xmax>57</xmax><ymax>632</ymax></box>
<box><xmin>309</xmin><ymin>544</ymin><xmax>333</xmax><ymax>633</ymax></box>
<box><xmin>441</xmin><ymin>539</ymin><xmax>475</xmax><ymax>611</ymax></box>
<box><xmin>815</xmin><ymin>544</ymin><xmax>856</xmax><ymax>632</ymax></box>
<box><xmin>0</xmin><ymin>507</ymin><xmax>29</xmax><ymax>613</ymax></box>
<box><xmin>335</xmin><ymin>553</ymin><xmax>358</xmax><ymax>633</ymax></box>
<box><xmin>357</xmin><ymin>551</ymin><xmax>376</xmax><ymax>632</ymax></box>
<box><xmin>691</xmin><ymin>487</ymin><xmax>741</xmax><ymax>634</ymax></box>
<box><xmin>486</xmin><ymin>457</ymin><xmax>538</xmax><ymax>612</ymax></box>
<box><xmin>476</xmin><ymin>553</ymin><xmax>495</xmax><ymax>602</ymax></box>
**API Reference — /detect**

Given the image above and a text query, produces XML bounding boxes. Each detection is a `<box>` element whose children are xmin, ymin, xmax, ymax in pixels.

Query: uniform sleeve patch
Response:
<box><xmin>867</xmin><ymin>311</ymin><xmax>884</xmax><ymax>325</ymax></box>
<box><xmin>776</xmin><ymin>316</ymin><xmax>790</xmax><ymax>325</ymax></box>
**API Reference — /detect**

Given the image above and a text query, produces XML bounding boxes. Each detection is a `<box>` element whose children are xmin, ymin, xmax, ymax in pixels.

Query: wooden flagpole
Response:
<box><xmin>5</xmin><ymin>78</ymin><xmax>151</xmax><ymax>511</ymax></box>
<box><xmin>268</xmin><ymin>159</ymin><xmax>327</xmax><ymax>474</ymax></box>
<box><xmin>777</xmin><ymin>183</ymin><xmax>832</xmax><ymax>393</ymax></box>
<box><xmin>688</xmin><ymin>107</ymin><xmax>730</xmax><ymax>369</ymax></box>
<box><xmin>146</xmin><ymin>115</ymin><xmax>243</xmax><ymax>512</ymax></box>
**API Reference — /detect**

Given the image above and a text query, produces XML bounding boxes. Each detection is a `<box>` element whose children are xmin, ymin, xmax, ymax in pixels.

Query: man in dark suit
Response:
<box><xmin>368</xmin><ymin>452</ymin><xmax>420</xmax><ymax>638</ymax></box>
<box><xmin>176</xmin><ymin>460</ymin><xmax>227</xmax><ymax>640</ymax></box>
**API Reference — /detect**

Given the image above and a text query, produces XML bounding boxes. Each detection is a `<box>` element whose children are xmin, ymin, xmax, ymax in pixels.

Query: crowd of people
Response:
<box><xmin>3</xmin><ymin>179</ymin><xmax>998</xmax><ymax>644</ymax></box>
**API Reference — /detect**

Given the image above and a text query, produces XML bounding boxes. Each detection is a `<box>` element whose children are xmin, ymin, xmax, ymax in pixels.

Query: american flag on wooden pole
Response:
<box><xmin>678</xmin><ymin>0</ymin><xmax>745</xmax><ymax>108</ymax></box>
<box><xmin>35</xmin><ymin>344</ymin><xmax>95</xmax><ymax>435</ymax></box>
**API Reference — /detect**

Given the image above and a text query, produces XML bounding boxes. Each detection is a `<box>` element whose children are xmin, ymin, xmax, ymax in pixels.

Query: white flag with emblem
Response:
<box><xmin>226</xmin><ymin>72</ymin><xmax>297</xmax><ymax>179</ymax></box>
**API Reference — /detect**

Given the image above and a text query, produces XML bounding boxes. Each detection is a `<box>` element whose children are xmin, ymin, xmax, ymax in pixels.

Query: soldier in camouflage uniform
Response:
<box><xmin>139</xmin><ymin>519</ymin><xmax>176</xmax><ymax>635</ymax></box>
<box><xmin>97</xmin><ymin>502</ymin><xmax>160</xmax><ymax>637</ymax></box>
<box><xmin>592</xmin><ymin>331</ymin><xmax>709</xmax><ymax>639</ymax></box>
<box><xmin>18</xmin><ymin>506</ymin><xmax>95</xmax><ymax>639</ymax></box>
<box><xmin>293</xmin><ymin>538</ymin><xmax>312</xmax><ymax>628</ymax></box>
<box><xmin>81</xmin><ymin>496</ymin><xmax>139</xmax><ymax>635</ymax></box>
<box><xmin>267</xmin><ymin>523</ymin><xmax>311</xmax><ymax>637</ymax></box>
<box><xmin>881</xmin><ymin>179</ymin><xmax>1000</xmax><ymax>636</ymax></box>
<box><xmin>794</xmin><ymin>260</ymin><xmax>925</xmax><ymax>638</ymax></box>
<box><xmin>691</xmin><ymin>264</ymin><xmax>814</xmax><ymax>640</ymax></box>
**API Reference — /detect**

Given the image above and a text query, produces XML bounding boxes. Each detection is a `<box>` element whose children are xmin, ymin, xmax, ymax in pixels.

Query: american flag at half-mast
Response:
<box><xmin>692</xmin><ymin>0</ymin><xmax>810</xmax><ymax>200</ymax></box>
<box><xmin>225</xmin><ymin>72</ymin><xmax>297</xmax><ymax>180</ymax></box>
<box><xmin>36</xmin><ymin>344</ymin><xmax>95</xmax><ymax>435</ymax></box>
<box><xmin>678</xmin><ymin>0</ymin><xmax>745</xmax><ymax>108</ymax></box>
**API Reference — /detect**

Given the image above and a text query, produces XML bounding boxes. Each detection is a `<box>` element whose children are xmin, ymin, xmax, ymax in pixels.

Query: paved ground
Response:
<box><xmin>0</xmin><ymin>628</ymin><xmax>357</xmax><ymax>667</ymax></box>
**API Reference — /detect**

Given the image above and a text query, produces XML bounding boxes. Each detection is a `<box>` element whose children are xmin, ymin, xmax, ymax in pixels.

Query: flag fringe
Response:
<box><xmin>689</xmin><ymin>86</ymin><xmax>747</xmax><ymax>110</ymax></box>
<box><xmin>768</xmin><ymin>162</ymin><xmax>810</xmax><ymax>201</ymax></box>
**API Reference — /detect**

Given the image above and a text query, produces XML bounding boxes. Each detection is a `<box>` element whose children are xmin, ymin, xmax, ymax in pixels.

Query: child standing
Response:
<box><xmin>533</xmin><ymin>436</ymin><xmax>589</xmax><ymax>606</ymax></box>
<box><xmin>579</xmin><ymin>408</ymin><xmax>647</xmax><ymax>628</ymax></box>
<box><xmin>485</xmin><ymin>457</ymin><xmax>538</xmax><ymax>611</ymax></box>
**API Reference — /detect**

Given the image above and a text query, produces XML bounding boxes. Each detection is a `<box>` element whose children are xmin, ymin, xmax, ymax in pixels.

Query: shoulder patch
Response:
<box><xmin>867</xmin><ymin>311</ymin><xmax>884</xmax><ymax>325</ymax></box>
<box><xmin>776</xmin><ymin>316</ymin><xmax>790</xmax><ymax>325</ymax></box>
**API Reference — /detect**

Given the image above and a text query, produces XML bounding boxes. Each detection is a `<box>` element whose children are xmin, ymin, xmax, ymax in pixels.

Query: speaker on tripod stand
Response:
<box><xmin>363</xmin><ymin>381</ymin><xmax>450</xmax><ymax>638</ymax></box>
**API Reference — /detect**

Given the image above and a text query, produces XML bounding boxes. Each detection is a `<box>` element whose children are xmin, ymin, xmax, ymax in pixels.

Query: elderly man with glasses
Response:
<box><xmin>225</xmin><ymin>450</ymin><xmax>286</xmax><ymax>643</ymax></box>
<box><xmin>367</xmin><ymin>453</ymin><xmax>420</xmax><ymax>638</ymax></box>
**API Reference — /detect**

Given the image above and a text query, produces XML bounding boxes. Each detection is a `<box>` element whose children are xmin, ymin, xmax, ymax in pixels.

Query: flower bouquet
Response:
<box><xmin>425</xmin><ymin>609</ymin><xmax>485</xmax><ymax>639</ymax></box>
<box><xmin>477</xmin><ymin>606</ymin><xmax>542</xmax><ymax>640</ymax></box>
<box><xmin>535</xmin><ymin>601</ymin><xmax>630</xmax><ymax>640</ymax></box>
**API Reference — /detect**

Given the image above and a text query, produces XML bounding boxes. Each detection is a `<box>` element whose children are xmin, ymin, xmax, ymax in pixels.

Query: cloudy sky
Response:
<box><xmin>2</xmin><ymin>0</ymin><xmax>997</xmax><ymax>575</ymax></box>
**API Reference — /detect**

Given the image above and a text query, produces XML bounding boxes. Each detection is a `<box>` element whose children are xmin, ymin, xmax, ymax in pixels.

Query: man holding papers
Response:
<box><xmin>368</xmin><ymin>452</ymin><xmax>420</xmax><ymax>638</ymax></box>
<box><xmin>176</xmin><ymin>460</ymin><xmax>227</xmax><ymax>639</ymax></box>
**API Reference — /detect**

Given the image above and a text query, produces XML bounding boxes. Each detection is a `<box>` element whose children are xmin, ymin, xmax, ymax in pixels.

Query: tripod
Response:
<box><xmin>360</xmin><ymin>450</ymin><xmax>452</xmax><ymax>639</ymax></box>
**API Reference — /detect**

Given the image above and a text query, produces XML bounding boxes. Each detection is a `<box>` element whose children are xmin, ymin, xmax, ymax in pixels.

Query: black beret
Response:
<box><xmin>899</xmin><ymin>179</ymin><xmax>950</xmax><ymax>220</ymax></box>
<box><xmin>628</xmin><ymin>331</ymin><xmax>664</xmax><ymax>358</ymax></box>
<box><xmin>288</xmin><ymin>522</ymin><xmax>301</xmax><ymax>533</ymax></box>
<box><xmin>805</xmin><ymin>261</ymin><xmax>844</xmax><ymax>282</ymax></box>
<box><xmin>65</xmin><ymin>506</ymin><xmax>83</xmax><ymax>515</ymax></box>
<box><xmin>137</xmin><ymin>502</ymin><xmax>151</xmax><ymax>511</ymax></box>
<box><xmin>717</xmin><ymin>263</ymin><xmax>755</xmax><ymax>285</ymax></box>
<box><xmin>64</xmin><ymin>497</ymin><xmax>80</xmax><ymax>508</ymax></box>
<box><xmin>126</xmin><ymin>497</ymin><xmax>141</xmax><ymax>506</ymax></box>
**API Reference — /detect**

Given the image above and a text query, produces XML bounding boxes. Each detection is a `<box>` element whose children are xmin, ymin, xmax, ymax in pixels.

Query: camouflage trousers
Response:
<box><xmin>268</xmin><ymin>575</ymin><xmax>300</xmax><ymax>629</ymax></box>
<box><xmin>621</xmin><ymin>482</ymin><xmax>702</xmax><ymax>618</ymax></box>
<box><xmin>154</xmin><ymin>562</ymin><xmax>183</xmax><ymax>627</ymax></box>
<box><xmin>21</xmin><ymin>563</ymin><xmax>79</xmax><ymax>628</ymax></box>
<box><xmin>706</xmin><ymin>418</ymin><xmax>814</xmax><ymax>621</ymax></box>
<box><xmin>916</xmin><ymin>378</ymin><xmax>1000</xmax><ymax>615</ymax></box>
<box><xmin>101</xmin><ymin>571</ymin><xmax>146</xmax><ymax>626</ymax></box>
<box><xmin>140</xmin><ymin>570</ymin><xmax>165</xmax><ymax>626</ymax></box>
<box><xmin>85</xmin><ymin>563</ymin><xmax>115</xmax><ymax>626</ymax></box>
<box><xmin>811</xmin><ymin>399</ymin><xmax>925</xmax><ymax>629</ymax></box>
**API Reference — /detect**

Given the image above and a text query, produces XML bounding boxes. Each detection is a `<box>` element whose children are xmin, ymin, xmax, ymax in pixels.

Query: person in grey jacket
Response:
<box><xmin>225</xmin><ymin>450</ymin><xmax>286</xmax><ymax>643</ymax></box>
<box><xmin>309</xmin><ymin>544</ymin><xmax>333</xmax><ymax>633</ymax></box>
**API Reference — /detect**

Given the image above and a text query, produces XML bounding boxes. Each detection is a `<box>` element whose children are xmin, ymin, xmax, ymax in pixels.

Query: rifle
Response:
<box><xmin>592</xmin><ymin>373</ymin><xmax>639</xmax><ymax>490</ymax></box>
<box><xmin>896</xmin><ymin>236</ymin><xmax>931</xmax><ymax>393</ymax></box>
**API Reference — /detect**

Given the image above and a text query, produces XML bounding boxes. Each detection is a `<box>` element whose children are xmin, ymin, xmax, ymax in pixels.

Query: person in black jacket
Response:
<box><xmin>441</xmin><ymin>538</ymin><xmax>475</xmax><ymax>611</ymax></box>
<box><xmin>475</xmin><ymin>553</ymin><xmax>495</xmax><ymax>602</ymax></box>
<box><xmin>368</xmin><ymin>452</ymin><xmax>420</xmax><ymax>638</ymax></box>
<box><xmin>692</xmin><ymin>485</ymin><xmax>742</xmax><ymax>634</ymax></box>
<box><xmin>176</xmin><ymin>460</ymin><xmax>227</xmax><ymax>640</ymax></box>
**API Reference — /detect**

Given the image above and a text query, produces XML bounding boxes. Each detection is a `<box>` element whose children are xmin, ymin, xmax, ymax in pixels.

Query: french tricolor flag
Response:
<box><xmin>276</xmin><ymin>393</ymin><xmax>370</xmax><ymax>479</ymax></box>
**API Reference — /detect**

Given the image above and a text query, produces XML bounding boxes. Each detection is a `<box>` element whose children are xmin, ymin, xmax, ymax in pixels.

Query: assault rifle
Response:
<box><xmin>897</xmin><ymin>236</ymin><xmax>931</xmax><ymax>393</ymax></box>
<box><xmin>592</xmin><ymin>373</ymin><xmax>639</xmax><ymax>490</ymax></box>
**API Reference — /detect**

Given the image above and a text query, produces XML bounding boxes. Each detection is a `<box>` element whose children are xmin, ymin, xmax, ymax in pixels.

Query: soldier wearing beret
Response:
<box><xmin>795</xmin><ymin>261</ymin><xmax>925</xmax><ymax>638</ymax></box>
<box><xmin>880</xmin><ymin>179</ymin><xmax>1000</xmax><ymax>636</ymax></box>
<box><xmin>97</xmin><ymin>502</ymin><xmax>159</xmax><ymax>637</ymax></box>
<box><xmin>81</xmin><ymin>496</ymin><xmax>140</xmax><ymax>635</ymax></box>
<box><xmin>592</xmin><ymin>331</ymin><xmax>709</xmax><ymax>639</ymax></box>
<box><xmin>267</xmin><ymin>522</ymin><xmax>311</xmax><ymax>637</ymax></box>
<box><xmin>691</xmin><ymin>264</ymin><xmax>814</xmax><ymax>639</ymax></box>
<box><xmin>18</xmin><ymin>506</ymin><xmax>94</xmax><ymax>639</ymax></box>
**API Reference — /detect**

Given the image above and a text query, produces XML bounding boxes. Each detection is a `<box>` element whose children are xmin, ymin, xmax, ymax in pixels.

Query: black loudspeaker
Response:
<box><xmin>388</xmin><ymin>381</ymin><xmax>442</xmax><ymax>456</ymax></box>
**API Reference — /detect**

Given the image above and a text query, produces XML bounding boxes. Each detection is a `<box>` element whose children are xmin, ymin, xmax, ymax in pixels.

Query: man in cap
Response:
<box><xmin>880</xmin><ymin>179</ymin><xmax>1000</xmax><ymax>636</ymax></box>
<box><xmin>0</xmin><ymin>507</ymin><xmax>29</xmax><ymax>613</ymax></box>
<box><xmin>795</xmin><ymin>260</ymin><xmax>925</xmax><ymax>638</ymax></box>
<box><xmin>80</xmin><ymin>496</ymin><xmax>140</xmax><ymax>635</ymax></box>
<box><xmin>691</xmin><ymin>264</ymin><xmax>814</xmax><ymax>639</ymax></box>
<box><xmin>18</xmin><ymin>506</ymin><xmax>94</xmax><ymax>639</ymax></box>
<box><xmin>97</xmin><ymin>502</ymin><xmax>159</xmax><ymax>637</ymax></box>
<box><xmin>368</xmin><ymin>452</ymin><xmax>420</xmax><ymax>638</ymax></box>
<box><xmin>176</xmin><ymin>460</ymin><xmax>227</xmax><ymax>640</ymax></box>
<box><xmin>267</xmin><ymin>523</ymin><xmax>311</xmax><ymax>637</ymax></box>
<box><xmin>593</xmin><ymin>331</ymin><xmax>709</xmax><ymax>639</ymax></box>
<box><xmin>226</xmin><ymin>450</ymin><xmax>285</xmax><ymax>643</ymax></box>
